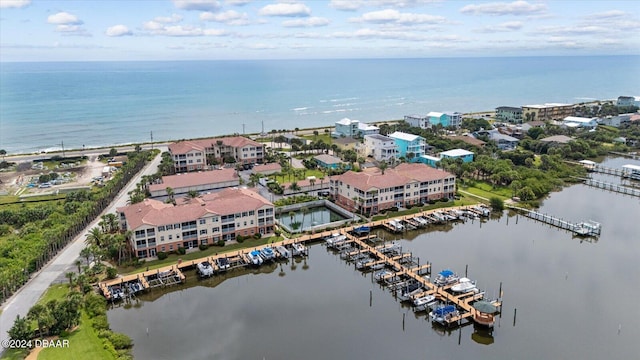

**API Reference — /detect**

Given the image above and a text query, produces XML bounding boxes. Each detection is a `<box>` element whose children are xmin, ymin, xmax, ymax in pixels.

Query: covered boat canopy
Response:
<box><xmin>439</xmin><ymin>269</ymin><xmax>454</xmax><ymax>277</ymax></box>
<box><xmin>473</xmin><ymin>301</ymin><xmax>498</xmax><ymax>314</ymax></box>
<box><xmin>433</xmin><ymin>305</ymin><xmax>456</xmax><ymax>316</ymax></box>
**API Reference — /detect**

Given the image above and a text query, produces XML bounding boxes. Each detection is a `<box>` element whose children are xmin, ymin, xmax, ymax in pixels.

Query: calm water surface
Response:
<box><xmin>108</xmin><ymin>159</ymin><xmax>640</xmax><ymax>360</ymax></box>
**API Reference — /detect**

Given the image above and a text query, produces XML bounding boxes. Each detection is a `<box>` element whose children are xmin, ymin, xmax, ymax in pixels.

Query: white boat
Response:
<box><xmin>433</xmin><ymin>269</ymin><xmax>459</xmax><ymax>286</ymax></box>
<box><xmin>414</xmin><ymin>216</ymin><xmax>429</xmax><ymax>226</ymax></box>
<box><xmin>325</xmin><ymin>233</ymin><xmax>347</xmax><ymax>248</ymax></box>
<box><xmin>387</xmin><ymin>219</ymin><xmax>404</xmax><ymax>232</ymax></box>
<box><xmin>429</xmin><ymin>305</ymin><xmax>460</xmax><ymax>324</ymax></box>
<box><xmin>260</xmin><ymin>247</ymin><xmax>276</xmax><ymax>261</ymax></box>
<box><xmin>398</xmin><ymin>282</ymin><xmax>423</xmax><ymax>302</ymax></box>
<box><xmin>275</xmin><ymin>246</ymin><xmax>290</xmax><ymax>258</ymax></box>
<box><xmin>451</xmin><ymin>277</ymin><xmax>477</xmax><ymax>293</ymax></box>
<box><xmin>196</xmin><ymin>261</ymin><xmax>215</xmax><ymax>277</ymax></box>
<box><xmin>216</xmin><ymin>258</ymin><xmax>230</xmax><ymax>271</ymax></box>
<box><xmin>246</xmin><ymin>250</ymin><xmax>264</xmax><ymax>266</ymax></box>
<box><xmin>356</xmin><ymin>257</ymin><xmax>373</xmax><ymax>270</ymax></box>
<box><xmin>413</xmin><ymin>294</ymin><xmax>437</xmax><ymax>312</ymax></box>
<box><xmin>369</xmin><ymin>262</ymin><xmax>386</xmax><ymax>270</ymax></box>
<box><xmin>374</xmin><ymin>269</ymin><xmax>393</xmax><ymax>281</ymax></box>
<box><xmin>291</xmin><ymin>243</ymin><xmax>307</xmax><ymax>256</ymax></box>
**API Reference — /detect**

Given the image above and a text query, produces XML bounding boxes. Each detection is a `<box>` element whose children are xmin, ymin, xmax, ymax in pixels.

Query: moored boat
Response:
<box><xmin>451</xmin><ymin>277</ymin><xmax>477</xmax><ymax>293</ymax></box>
<box><xmin>246</xmin><ymin>250</ymin><xmax>264</xmax><ymax>266</ymax></box>
<box><xmin>196</xmin><ymin>261</ymin><xmax>215</xmax><ymax>277</ymax></box>
<box><xmin>398</xmin><ymin>282</ymin><xmax>423</xmax><ymax>302</ymax></box>
<box><xmin>260</xmin><ymin>247</ymin><xmax>276</xmax><ymax>261</ymax></box>
<box><xmin>216</xmin><ymin>257</ymin><xmax>230</xmax><ymax>271</ymax></box>
<box><xmin>433</xmin><ymin>269</ymin><xmax>459</xmax><ymax>286</ymax></box>
<box><xmin>413</xmin><ymin>294</ymin><xmax>437</xmax><ymax>312</ymax></box>
<box><xmin>291</xmin><ymin>243</ymin><xmax>308</xmax><ymax>256</ymax></box>
<box><xmin>429</xmin><ymin>305</ymin><xmax>460</xmax><ymax>324</ymax></box>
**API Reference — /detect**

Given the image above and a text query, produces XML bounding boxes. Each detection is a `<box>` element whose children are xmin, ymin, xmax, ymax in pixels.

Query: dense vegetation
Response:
<box><xmin>0</xmin><ymin>150</ymin><xmax>154</xmax><ymax>304</ymax></box>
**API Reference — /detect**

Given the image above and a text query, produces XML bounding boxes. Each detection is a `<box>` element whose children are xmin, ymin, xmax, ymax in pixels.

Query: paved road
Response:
<box><xmin>4</xmin><ymin>143</ymin><xmax>170</xmax><ymax>163</ymax></box>
<box><xmin>0</xmin><ymin>147</ymin><xmax>166</xmax><ymax>353</ymax></box>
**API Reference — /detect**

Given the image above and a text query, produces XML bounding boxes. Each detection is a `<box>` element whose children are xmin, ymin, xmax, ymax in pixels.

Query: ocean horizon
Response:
<box><xmin>1</xmin><ymin>55</ymin><xmax>639</xmax><ymax>154</ymax></box>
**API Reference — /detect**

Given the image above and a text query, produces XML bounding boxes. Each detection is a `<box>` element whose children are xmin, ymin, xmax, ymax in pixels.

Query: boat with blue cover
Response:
<box><xmin>433</xmin><ymin>269</ymin><xmax>459</xmax><ymax>286</ymax></box>
<box><xmin>260</xmin><ymin>247</ymin><xmax>276</xmax><ymax>261</ymax></box>
<box><xmin>246</xmin><ymin>250</ymin><xmax>264</xmax><ymax>266</ymax></box>
<box><xmin>429</xmin><ymin>304</ymin><xmax>460</xmax><ymax>324</ymax></box>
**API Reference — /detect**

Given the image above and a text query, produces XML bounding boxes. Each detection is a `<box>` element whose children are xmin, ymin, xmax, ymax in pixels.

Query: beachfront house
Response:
<box><xmin>495</xmin><ymin>106</ymin><xmax>523</xmax><ymax>123</ymax></box>
<box><xmin>329</xmin><ymin>163</ymin><xmax>456</xmax><ymax>214</ymax></box>
<box><xmin>169</xmin><ymin>136</ymin><xmax>265</xmax><ymax>173</ymax></box>
<box><xmin>363</xmin><ymin>134</ymin><xmax>398</xmax><ymax>161</ymax></box>
<box><xmin>440</xmin><ymin>149</ymin><xmax>474</xmax><ymax>163</ymax></box>
<box><xmin>388</xmin><ymin>131</ymin><xmax>426</xmax><ymax>161</ymax></box>
<box><xmin>474</xmin><ymin>130</ymin><xmax>519</xmax><ymax>150</ymax></box>
<box><xmin>148</xmin><ymin>168</ymin><xmax>239</xmax><ymax>199</ymax></box>
<box><xmin>118</xmin><ymin>188</ymin><xmax>274</xmax><ymax>258</ymax></box>
<box><xmin>616</xmin><ymin>96</ymin><xmax>640</xmax><ymax>107</ymax></box>
<box><xmin>404</xmin><ymin>112</ymin><xmax>462</xmax><ymax>129</ymax></box>
<box><xmin>334</xmin><ymin>118</ymin><xmax>379</xmax><ymax>138</ymax></box>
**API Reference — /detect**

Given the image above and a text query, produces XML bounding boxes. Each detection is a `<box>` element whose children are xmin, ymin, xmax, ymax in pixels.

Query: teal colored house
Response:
<box><xmin>314</xmin><ymin>154</ymin><xmax>347</xmax><ymax>170</ymax></box>
<box><xmin>440</xmin><ymin>149</ymin><xmax>474</xmax><ymax>163</ymax></box>
<box><xmin>388</xmin><ymin>131</ymin><xmax>426</xmax><ymax>162</ymax></box>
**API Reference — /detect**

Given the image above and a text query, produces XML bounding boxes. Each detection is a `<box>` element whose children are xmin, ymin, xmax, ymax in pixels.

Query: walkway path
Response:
<box><xmin>0</xmin><ymin>148</ymin><xmax>166</xmax><ymax>354</ymax></box>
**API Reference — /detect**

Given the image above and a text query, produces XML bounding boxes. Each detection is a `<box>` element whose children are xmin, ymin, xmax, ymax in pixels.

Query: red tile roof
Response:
<box><xmin>168</xmin><ymin>136</ymin><xmax>262</xmax><ymax>155</ymax></box>
<box><xmin>332</xmin><ymin>163</ymin><xmax>453</xmax><ymax>191</ymax></box>
<box><xmin>149</xmin><ymin>169</ymin><xmax>238</xmax><ymax>192</ymax></box>
<box><xmin>118</xmin><ymin>188</ymin><xmax>272</xmax><ymax>230</ymax></box>
<box><xmin>253</xmin><ymin>163</ymin><xmax>282</xmax><ymax>173</ymax></box>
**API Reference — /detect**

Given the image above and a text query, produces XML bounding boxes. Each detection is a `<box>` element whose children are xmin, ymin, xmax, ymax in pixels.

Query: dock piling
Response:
<box><xmin>513</xmin><ymin>308</ymin><xmax>517</xmax><ymax>327</ymax></box>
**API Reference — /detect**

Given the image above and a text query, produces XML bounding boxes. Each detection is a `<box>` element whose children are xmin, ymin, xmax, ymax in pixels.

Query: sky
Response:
<box><xmin>0</xmin><ymin>0</ymin><xmax>639</xmax><ymax>61</ymax></box>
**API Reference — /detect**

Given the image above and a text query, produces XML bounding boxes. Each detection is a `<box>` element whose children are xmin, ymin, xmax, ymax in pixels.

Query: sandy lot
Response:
<box><xmin>0</xmin><ymin>156</ymin><xmax>107</xmax><ymax>197</ymax></box>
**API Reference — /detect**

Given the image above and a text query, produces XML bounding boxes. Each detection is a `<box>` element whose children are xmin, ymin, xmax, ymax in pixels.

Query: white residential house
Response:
<box><xmin>363</xmin><ymin>134</ymin><xmax>398</xmax><ymax>161</ymax></box>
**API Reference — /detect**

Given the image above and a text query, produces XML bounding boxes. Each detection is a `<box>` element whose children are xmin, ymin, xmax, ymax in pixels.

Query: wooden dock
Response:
<box><xmin>582</xmin><ymin>178</ymin><xmax>640</xmax><ymax>197</ymax></box>
<box><xmin>507</xmin><ymin>205</ymin><xmax>602</xmax><ymax>236</ymax></box>
<box><xmin>100</xmin><ymin>264</ymin><xmax>185</xmax><ymax>300</ymax></box>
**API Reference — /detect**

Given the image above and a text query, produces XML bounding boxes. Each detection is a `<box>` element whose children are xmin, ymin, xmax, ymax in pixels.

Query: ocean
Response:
<box><xmin>1</xmin><ymin>56</ymin><xmax>639</xmax><ymax>154</ymax></box>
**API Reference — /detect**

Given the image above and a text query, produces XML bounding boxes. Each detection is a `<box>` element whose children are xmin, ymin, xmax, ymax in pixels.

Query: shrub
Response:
<box><xmin>236</xmin><ymin>235</ymin><xmax>245</xmax><ymax>243</ymax></box>
<box><xmin>198</xmin><ymin>244</ymin><xmax>209</xmax><ymax>251</ymax></box>
<box><xmin>109</xmin><ymin>332</ymin><xmax>133</xmax><ymax>349</ymax></box>
<box><xmin>177</xmin><ymin>247</ymin><xmax>186</xmax><ymax>255</ymax></box>
<box><xmin>253</xmin><ymin>233</ymin><xmax>261</xmax><ymax>239</ymax></box>
<box><xmin>157</xmin><ymin>251</ymin><xmax>168</xmax><ymax>260</ymax></box>
<box><xmin>92</xmin><ymin>315</ymin><xmax>110</xmax><ymax>331</ymax></box>
<box><xmin>216</xmin><ymin>239</ymin><xmax>225</xmax><ymax>247</ymax></box>
<box><xmin>106</xmin><ymin>267</ymin><xmax>118</xmax><ymax>279</ymax></box>
<box><xmin>489</xmin><ymin>197</ymin><xmax>505</xmax><ymax>211</ymax></box>
<box><xmin>85</xmin><ymin>293</ymin><xmax>107</xmax><ymax>317</ymax></box>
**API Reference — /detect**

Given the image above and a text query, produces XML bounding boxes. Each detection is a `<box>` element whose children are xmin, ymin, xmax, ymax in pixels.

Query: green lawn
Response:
<box><xmin>37</xmin><ymin>312</ymin><xmax>115</xmax><ymax>360</ymax></box>
<box><xmin>120</xmin><ymin>236</ymin><xmax>284</xmax><ymax>274</ymax></box>
<box><xmin>461</xmin><ymin>181</ymin><xmax>511</xmax><ymax>201</ymax></box>
<box><xmin>37</xmin><ymin>284</ymin><xmax>70</xmax><ymax>305</ymax></box>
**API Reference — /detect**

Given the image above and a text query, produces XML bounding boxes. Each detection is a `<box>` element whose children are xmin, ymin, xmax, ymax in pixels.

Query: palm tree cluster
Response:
<box><xmin>84</xmin><ymin>214</ymin><xmax>131</xmax><ymax>266</ymax></box>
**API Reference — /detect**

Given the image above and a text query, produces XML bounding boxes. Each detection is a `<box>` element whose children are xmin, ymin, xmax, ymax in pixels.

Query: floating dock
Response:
<box><xmin>507</xmin><ymin>205</ymin><xmax>601</xmax><ymax>236</ymax></box>
<box><xmin>582</xmin><ymin>178</ymin><xmax>640</xmax><ymax>197</ymax></box>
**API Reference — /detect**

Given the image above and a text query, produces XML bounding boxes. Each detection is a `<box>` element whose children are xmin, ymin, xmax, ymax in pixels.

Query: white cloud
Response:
<box><xmin>225</xmin><ymin>0</ymin><xmax>251</xmax><ymax>5</ymax></box>
<box><xmin>259</xmin><ymin>3</ymin><xmax>311</xmax><ymax>17</ymax></box>
<box><xmin>243</xmin><ymin>43</ymin><xmax>277</xmax><ymax>50</ymax></box>
<box><xmin>143</xmin><ymin>21</ymin><xmax>228</xmax><ymax>37</ymax></box>
<box><xmin>0</xmin><ymin>0</ymin><xmax>30</xmax><ymax>9</ymax></box>
<box><xmin>172</xmin><ymin>0</ymin><xmax>220</xmax><ymax>11</ymax></box>
<box><xmin>154</xmin><ymin>14</ymin><xmax>183</xmax><ymax>23</ymax></box>
<box><xmin>354</xmin><ymin>9</ymin><xmax>447</xmax><ymax>24</ymax></box>
<box><xmin>106</xmin><ymin>25</ymin><xmax>132</xmax><ymax>37</ymax></box>
<box><xmin>535</xmin><ymin>25</ymin><xmax>610</xmax><ymax>36</ymax></box>
<box><xmin>460</xmin><ymin>1</ymin><xmax>546</xmax><ymax>16</ymax></box>
<box><xmin>585</xmin><ymin>10</ymin><xmax>626</xmax><ymax>20</ymax></box>
<box><xmin>200</xmin><ymin>10</ymin><xmax>249</xmax><ymax>25</ymax></box>
<box><xmin>47</xmin><ymin>12</ymin><xmax>83</xmax><ymax>25</ymax></box>
<box><xmin>282</xmin><ymin>17</ymin><xmax>329</xmax><ymax>28</ymax></box>
<box><xmin>329</xmin><ymin>0</ymin><xmax>362</xmax><ymax>11</ymax></box>
<box><xmin>55</xmin><ymin>24</ymin><xmax>91</xmax><ymax>36</ymax></box>
<box><xmin>477</xmin><ymin>21</ymin><xmax>523</xmax><ymax>33</ymax></box>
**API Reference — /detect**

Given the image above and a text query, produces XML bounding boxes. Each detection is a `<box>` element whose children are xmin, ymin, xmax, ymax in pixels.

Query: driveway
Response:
<box><xmin>0</xmin><ymin>148</ymin><xmax>166</xmax><ymax>353</ymax></box>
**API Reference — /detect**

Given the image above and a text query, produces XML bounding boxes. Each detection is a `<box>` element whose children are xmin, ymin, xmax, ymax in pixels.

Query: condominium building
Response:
<box><xmin>329</xmin><ymin>163</ymin><xmax>456</xmax><ymax>214</ymax></box>
<box><xmin>168</xmin><ymin>136</ymin><xmax>265</xmax><ymax>173</ymax></box>
<box><xmin>522</xmin><ymin>103</ymin><xmax>574</xmax><ymax>122</ymax></box>
<box><xmin>363</xmin><ymin>134</ymin><xmax>398</xmax><ymax>161</ymax></box>
<box><xmin>118</xmin><ymin>188</ymin><xmax>274</xmax><ymax>258</ymax></box>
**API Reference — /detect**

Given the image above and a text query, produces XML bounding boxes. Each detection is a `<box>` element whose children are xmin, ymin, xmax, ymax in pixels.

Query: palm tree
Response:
<box><xmin>74</xmin><ymin>259</ymin><xmax>83</xmax><ymax>274</ymax></box>
<box><xmin>85</xmin><ymin>227</ymin><xmax>104</xmax><ymax>247</ymax></box>
<box><xmin>99</xmin><ymin>213</ymin><xmax>119</xmax><ymax>234</ymax></box>
<box><xmin>300</xmin><ymin>206</ymin><xmax>309</xmax><ymax>231</ymax></box>
<box><xmin>65</xmin><ymin>272</ymin><xmax>76</xmax><ymax>286</ymax></box>
<box><xmin>166</xmin><ymin>187</ymin><xmax>175</xmax><ymax>204</ymax></box>
<box><xmin>379</xmin><ymin>161</ymin><xmax>388</xmax><ymax>175</ymax></box>
<box><xmin>0</xmin><ymin>149</ymin><xmax>6</xmax><ymax>161</ymax></box>
<box><xmin>187</xmin><ymin>190</ymin><xmax>199</xmax><ymax>199</ymax></box>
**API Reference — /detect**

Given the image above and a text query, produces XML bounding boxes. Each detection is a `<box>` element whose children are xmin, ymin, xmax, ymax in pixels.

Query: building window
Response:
<box><xmin>200</xmin><ymin>229</ymin><xmax>207</xmax><ymax>235</ymax></box>
<box><xmin>168</xmin><ymin>235</ymin><xmax>173</xmax><ymax>240</ymax></box>
<box><xmin>160</xmin><ymin>236</ymin><xmax>164</xmax><ymax>241</ymax></box>
<box><xmin>158</xmin><ymin>226</ymin><xmax>165</xmax><ymax>231</ymax></box>
<box><xmin>199</xmin><ymin>219</ymin><xmax>206</xmax><ymax>225</ymax></box>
